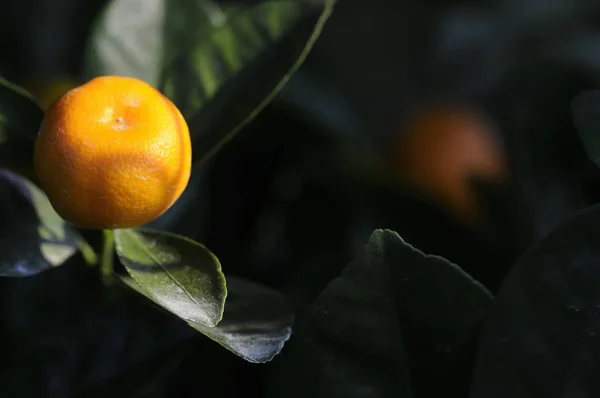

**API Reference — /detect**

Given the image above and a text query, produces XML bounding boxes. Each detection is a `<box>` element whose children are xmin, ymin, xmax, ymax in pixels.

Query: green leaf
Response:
<box><xmin>160</xmin><ymin>0</ymin><xmax>336</xmax><ymax>164</ymax></box>
<box><xmin>82</xmin><ymin>0</ymin><xmax>166</xmax><ymax>85</ymax></box>
<box><xmin>268</xmin><ymin>229</ymin><xmax>414</xmax><ymax>397</ymax></box>
<box><xmin>269</xmin><ymin>229</ymin><xmax>493</xmax><ymax>397</ymax></box>
<box><xmin>471</xmin><ymin>204</ymin><xmax>600</xmax><ymax>398</ymax></box>
<box><xmin>572</xmin><ymin>90</ymin><xmax>600</xmax><ymax>168</ymax></box>
<box><xmin>82</xmin><ymin>0</ymin><xmax>235</xmax><ymax>86</ymax></box>
<box><xmin>83</xmin><ymin>0</ymin><xmax>334</xmax><ymax>164</ymax></box>
<box><xmin>121</xmin><ymin>274</ymin><xmax>293</xmax><ymax>363</ymax></box>
<box><xmin>113</xmin><ymin>228</ymin><xmax>227</xmax><ymax>327</ymax></box>
<box><xmin>187</xmin><ymin>276</ymin><xmax>293</xmax><ymax>363</ymax></box>
<box><xmin>0</xmin><ymin>77</ymin><xmax>44</xmax><ymax>142</ymax></box>
<box><xmin>0</xmin><ymin>169</ymin><xmax>85</xmax><ymax>276</ymax></box>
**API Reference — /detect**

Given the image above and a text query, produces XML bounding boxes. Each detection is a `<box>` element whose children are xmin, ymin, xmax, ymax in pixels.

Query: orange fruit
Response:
<box><xmin>33</xmin><ymin>75</ymin><xmax>192</xmax><ymax>229</ymax></box>
<box><xmin>392</xmin><ymin>103</ymin><xmax>508</xmax><ymax>224</ymax></box>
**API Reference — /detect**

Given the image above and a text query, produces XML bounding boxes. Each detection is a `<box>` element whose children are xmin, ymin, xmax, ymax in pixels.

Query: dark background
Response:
<box><xmin>2</xmin><ymin>0</ymin><xmax>600</xmax><ymax>396</ymax></box>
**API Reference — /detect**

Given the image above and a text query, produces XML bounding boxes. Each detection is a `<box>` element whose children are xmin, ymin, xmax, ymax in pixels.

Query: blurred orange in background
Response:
<box><xmin>392</xmin><ymin>103</ymin><xmax>509</xmax><ymax>225</ymax></box>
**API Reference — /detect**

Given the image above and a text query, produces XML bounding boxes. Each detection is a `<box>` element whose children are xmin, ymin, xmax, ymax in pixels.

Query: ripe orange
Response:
<box><xmin>392</xmin><ymin>103</ymin><xmax>508</xmax><ymax>224</ymax></box>
<box><xmin>33</xmin><ymin>75</ymin><xmax>192</xmax><ymax>229</ymax></box>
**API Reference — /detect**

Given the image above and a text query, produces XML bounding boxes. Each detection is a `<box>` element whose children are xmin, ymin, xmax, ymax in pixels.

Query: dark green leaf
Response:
<box><xmin>0</xmin><ymin>169</ymin><xmax>83</xmax><ymax>276</ymax></box>
<box><xmin>572</xmin><ymin>90</ymin><xmax>600</xmax><ymax>167</ymax></box>
<box><xmin>268</xmin><ymin>229</ymin><xmax>413</xmax><ymax>398</ymax></box>
<box><xmin>113</xmin><ymin>228</ymin><xmax>227</xmax><ymax>327</ymax></box>
<box><xmin>269</xmin><ymin>229</ymin><xmax>492</xmax><ymax>397</ymax></box>
<box><xmin>471</xmin><ymin>204</ymin><xmax>600</xmax><ymax>398</ymax></box>
<box><xmin>0</xmin><ymin>77</ymin><xmax>44</xmax><ymax>142</ymax></box>
<box><xmin>160</xmin><ymin>0</ymin><xmax>336</xmax><ymax>164</ymax></box>
<box><xmin>121</xmin><ymin>275</ymin><xmax>293</xmax><ymax>363</ymax></box>
<box><xmin>377</xmin><ymin>230</ymin><xmax>494</xmax><ymax>348</ymax></box>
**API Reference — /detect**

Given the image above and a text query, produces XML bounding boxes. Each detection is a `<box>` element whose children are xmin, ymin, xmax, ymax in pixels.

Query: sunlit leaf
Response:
<box><xmin>160</xmin><ymin>0</ymin><xmax>336</xmax><ymax>164</ymax></box>
<box><xmin>121</xmin><ymin>274</ymin><xmax>293</xmax><ymax>363</ymax></box>
<box><xmin>114</xmin><ymin>228</ymin><xmax>227</xmax><ymax>327</ymax></box>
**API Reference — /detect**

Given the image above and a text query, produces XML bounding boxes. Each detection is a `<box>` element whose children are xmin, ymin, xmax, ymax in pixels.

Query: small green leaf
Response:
<box><xmin>572</xmin><ymin>90</ymin><xmax>600</xmax><ymax>168</ymax></box>
<box><xmin>160</xmin><ymin>0</ymin><xmax>336</xmax><ymax>164</ymax></box>
<box><xmin>0</xmin><ymin>76</ymin><xmax>44</xmax><ymax>142</ymax></box>
<box><xmin>0</xmin><ymin>169</ymin><xmax>86</xmax><ymax>276</ymax></box>
<box><xmin>114</xmin><ymin>228</ymin><xmax>227</xmax><ymax>327</ymax></box>
<box><xmin>121</xmin><ymin>274</ymin><xmax>293</xmax><ymax>363</ymax></box>
<box><xmin>471</xmin><ymin>204</ymin><xmax>600</xmax><ymax>397</ymax></box>
<box><xmin>76</xmin><ymin>235</ymin><xmax>99</xmax><ymax>266</ymax></box>
<box><xmin>269</xmin><ymin>229</ymin><xmax>493</xmax><ymax>397</ymax></box>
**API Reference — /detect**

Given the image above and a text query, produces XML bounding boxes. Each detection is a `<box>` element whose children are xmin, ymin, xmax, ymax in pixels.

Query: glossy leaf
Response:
<box><xmin>0</xmin><ymin>169</ymin><xmax>83</xmax><ymax>277</ymax></box>
<box><xmin>269</xmin><ymin>229</ymin><xmax>492</xmax><ymax>397</ymax></box>
<box><xmin>188</xmin><ymin>276</ymin><xmax>293</xmax><ymax>363</ymax></box>
<box><xmin>160</xmin><ymin>0</ymin><xmax>336</xmax><ymax>164</ymax></box>
<box><xmin>471</xmin><ymin>204</ymin><xmax>600</xmax><ymax>398</ymax></box>
<box><xmin>0</xmin><ymin>76</ymin><xmax>44</xmax><ymax>142</ymax></box>
<box><xmin>572</xmin><ymin>90</ymin><xmax>600</xmax><ymax>167</ymax></box>
<box><xmin>113</xmin><ymin>228</ymin><xmax>227</xmax><ymax>327</ymax></box>
<box><xmin>121</xmin><ymin>274</ymin><xmax>293</xmax><ymax>363</ymax></box>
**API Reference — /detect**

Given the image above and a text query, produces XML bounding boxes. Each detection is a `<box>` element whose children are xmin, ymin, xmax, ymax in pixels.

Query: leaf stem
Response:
<box><xmin>101</xmin><ymin>229</ymin><xmax>115</xmax><ymax>278</ymax></box>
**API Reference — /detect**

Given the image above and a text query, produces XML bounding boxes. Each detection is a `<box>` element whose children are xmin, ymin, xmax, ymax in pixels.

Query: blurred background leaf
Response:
<box><xmin>0</xmin><ymin>77</ymin><xmax>44</xmax><ymax>181</ymax></box>
<box><xmin>0</xmin><ymin>76</ymin><xmax>43</xmax><ymax>142</ymax></box>
<box><xmin>471</xmin><ymin>204</ymin><xmax>600</xmax><ymax>398</ymax></box>
<box><xmin>82</xmin><ymin>0</ymin><xmax>166</xmax><ymax>85</ymax></box>
<box><xmin>0</xmin><ymin>169</ymin><xmax>89</xmax><ymax>277</ymax></box>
